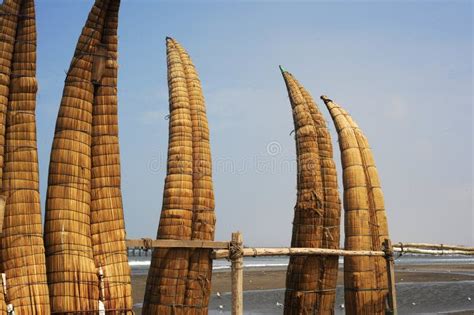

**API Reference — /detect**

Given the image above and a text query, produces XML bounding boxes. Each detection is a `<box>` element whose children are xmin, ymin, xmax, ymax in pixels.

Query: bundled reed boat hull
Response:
<box><xmin>144</xmin><ymin>37</ymin><xmax>194</xmax><ymax>314</ymax></box>
<box><xmin>280</xmin><ymin>69</ymin><xmax>341</xmax><ymax>314</ymax></box>
<box><xmin>44</xmin><ymin>0</ymin><xmax>130</xmax><ymax>312</ymax></box>
<box><xmin>321</xmin><ymin>95</ymin><xmax>390</xmax><ymax>315</ymax></box>
<box><xmin>90</xmin><ymin>0</ymin><xmax>132</xmax><ymax>312</ymax></box>
<box><xmin>175</xmin><ymin>39</ymin><xmax>215</xmax><ymax>311</ymax></box>
<box><xmin>144</xmin><ymin>38</ymin><xmax>216</xmax><ymax>315</ymax></box>
<box><xmin>0</xmin><ymin>0</ymin><xmax>50</xmax><ymax>313</ymax></box>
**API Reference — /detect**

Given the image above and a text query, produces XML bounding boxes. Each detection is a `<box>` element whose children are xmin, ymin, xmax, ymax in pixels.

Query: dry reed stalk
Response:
<box><xmin>172</xmin><ymin>39</ymin><xmax>216</xmax><ymax>313</ymax></box>
<box><xmin>89</xmin><ymin>0</ymin><xmax>132</xmax><ymax>312</ymax></box>
<box><xmin>1</xmin><ymin>0</ymin><xmax>50</xmax><ymax>313</ymax></box>
<box><xmin>321</xmin><ymin>95</ymin><xmax>391</xmax><ymax>314</ymax></box>
<box><xmin>143</xmin><ymin>37</ymin><xmax>194</xmax><ymax>314</ymax></box>
<box><xmin>281</xmin><ymin>68</ymin><xmax>341</xmax><ymax>314</ymax></box>
<box><xmin>44</xmin><ymin>0</ymin><xmax>114</xmax><ymax>312</ymax></box>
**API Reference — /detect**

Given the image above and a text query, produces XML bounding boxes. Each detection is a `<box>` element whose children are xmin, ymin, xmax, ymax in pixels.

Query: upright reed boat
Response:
<box><xmin>144</xmin><ymin>37</ymin><xmax>216</xmax><ymax>314</ymax></box>
<box><xmin>0</xmin><ymin>0</ymin><xmax>50</xmax><ymax>313</ymax></box>
<box><xmin>280</xmin><ymin>68</ymin><xmax>341</xmax><ymax>314</ymax></box>
<box><xmin>321</xmin><ymin>95</ymin><xmax>391</xmax><ymax>314</ymax></box>
<box><xmin>44</xmin><ymin>0</ymin><xmax>131</xmax><ymax>313</ymax></box>
<box><xmin>89</xmin><ymin>0</ymin><xmax>132</xmax><ymax>312</ymax></box>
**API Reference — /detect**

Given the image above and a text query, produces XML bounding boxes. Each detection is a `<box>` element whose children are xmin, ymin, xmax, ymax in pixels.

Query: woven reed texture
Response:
<box><xmin>281</xmin><ymin>69</ymin><xmax>341</xmax><ymax>314</ymax></box>
<box><xmin>44</xmin><ymin>0</ymin><xmax>114</xmax><ymax>312</ymax></box>
<box><xmin>144</xmin><ymin>38</ymin><xmax>216</xmax><ymax>314</ymax></box>
<box><xmin>89</xmin><ymin>0</ymin><xmax>132</xmax><ymax>312</ymax></box>
<box><xmin>143</xmin><ymin>37</ymin><xmax>195</xmax><ymax>314</ymax></box>
<box><xmin>0</xmin><ymin>0</ymin><xmax>21</xmax><ymax>198</ymax></box>
<box><xmin>297</xmin><ymin>79</ymin><xmax>341</xmax><ymax>314</ymax></box>
<box><xmin>0</xmin><ymin>0</ymin><xmax>22</xmax><ymax>312</ymax></box>
<box><xmin>321</xmin><ymin>95</ymin><xmax>390</xmax><ymax>315</ymax></box>
<box><xmin>1</xmin><ymin>0</ymin><xmax>51</xmax><ymax>313</ymax></box>
<box><xmin>174</xmin><ymin>39</ymin><xmax>216</xmax><ymax>313</ymax></box>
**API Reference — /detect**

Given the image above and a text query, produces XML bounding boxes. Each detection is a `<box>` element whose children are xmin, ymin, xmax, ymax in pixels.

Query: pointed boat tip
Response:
<box><xmin>320</xmin><ymin>95</ymin><xmax>332</xmax><ymax>103</ymax></box>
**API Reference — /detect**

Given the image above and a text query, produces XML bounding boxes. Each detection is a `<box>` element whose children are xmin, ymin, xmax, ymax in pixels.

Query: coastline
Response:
<box><xmin>131</xmin><ymin>263</ymin><xmax>474</xmax><ymax>314</ymax></box>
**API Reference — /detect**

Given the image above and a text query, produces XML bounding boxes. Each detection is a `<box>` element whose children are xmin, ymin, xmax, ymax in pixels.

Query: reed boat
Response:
<box><xmin>44</xmin><ymin>0</ymin><xmax>131</xmax><ymax>313</ymax></box>
<box><xmin>280</xmin><ymin>68</ymin><xmax>341</xmax><ymax>314</ymax></box>
<box><xmin>0</xmin><ymin>0</ymin><xmax>50</xmax><ymax>313</ymax></box>
<box><xmin>322</xmin><ymin>95</ymin><xmax>392</xmax><ymax>314</ymax></box>
<box><xmin>144</xmin><ymin>37</ymin><xmax>216</xmax><ymax>315</ymax></box>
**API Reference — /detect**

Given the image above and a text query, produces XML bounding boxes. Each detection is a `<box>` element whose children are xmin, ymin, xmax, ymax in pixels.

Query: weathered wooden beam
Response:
<box><xmin>394</xmin><ymin>243</ymin><xmax>474</xmax><ymax>252</ymax></box>
<box><xmin>125</xmin><ymin>239</ymin><xmax>229</xmax><ymax>249</ymax></box>
<box><xmin>392</xmin><ymin>247</ymin><xmax>474</xmax><ymax>256</ymax></box>
<box><xmin>384</xmin><ymin>239</ymin><xmax>397</xmax><ymax>315</ymax></box>
<box><xmin>212</xmin><ymin>247</ymin><xmax>386</xmax><ymax>259</ymax></box>
<box><xmin>124</xmin><ymin>239</ymin><xmax>474</xmax><ymax>258</ymax></box>
<box><xmin>231</xmin><ymin>232</ymin><xmax>243</xmax><ymax>315</ymax></box>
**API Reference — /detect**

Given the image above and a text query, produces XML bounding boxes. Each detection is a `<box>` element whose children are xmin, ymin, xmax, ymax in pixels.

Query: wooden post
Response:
<box><xmin>230</xmin><ymin>232</ymin><xmax>243</xmax><ymax>315</ymax></box>
<box><xmin>383</xmin><ymin>239</ymin><xmax>397</xmax><ymax>315</ymax></box>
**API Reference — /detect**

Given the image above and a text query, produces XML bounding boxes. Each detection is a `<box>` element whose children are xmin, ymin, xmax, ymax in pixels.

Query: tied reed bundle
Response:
<box><xmin>144</xmin><ymin>38</ymin><xmax>216</xmax><ymax>315</ymax></box>
<box><xmin>45</xmin><ymin>0</ymin><xmax>130</xmax><ymax>313</ymax></box>
<box><xmin>175</xmin><ymin>39</ymin><xmax>215</xmax><ymax>313</ymax></box>
<box><xmin>0</xmin><ymin>0</ymin><xmax>50</xmax><ymax>313</ymax></box>
<box><xmin>321</xmin><ymin>95</ymin><xmax>391</xmax><ymax>315</ymax></box>
<box><xmin>0</xmin><ymin>0</ymin><xmax>22</xmax><ymax>311</ymax></box>
<box><xmin>280</xmin><ymin>68</ymin><xmax>341</xmax><ymax>314</ymax></box>
<box><xmin>90</xmin><ymin>0</ymin><xmax>132</xmax><ymax>312</ymax></box>
<box><xmin>144</xmin><ymin>37</ymin><xmax>194</xmax><ymax>314</ymax></box>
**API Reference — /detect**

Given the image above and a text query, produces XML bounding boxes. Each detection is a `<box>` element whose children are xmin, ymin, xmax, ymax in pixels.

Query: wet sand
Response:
<box><xmin>132</xmin><ymin>263</ymin><xmax>474</xmax><ymax>314</ymax></box>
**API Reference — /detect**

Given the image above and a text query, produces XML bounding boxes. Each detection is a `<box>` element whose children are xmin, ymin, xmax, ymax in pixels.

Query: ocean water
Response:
<box><xmin>128</xmin><ymin>251</ymin><xmax>474</xmax><ymax>275</ymax></box>
<box><xmin>208</xmin><ymin>281</ymin><xmax>474</xmax><ymax>314</ymax></box>
<box><xmin>130</xmin><ymin>253</ymin><xmax>474</xmax><ymax>314</ymax></box>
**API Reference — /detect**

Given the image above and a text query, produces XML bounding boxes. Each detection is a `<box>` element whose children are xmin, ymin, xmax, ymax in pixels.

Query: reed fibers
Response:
<box><xmin>1</xmin><ymin>0</ymin><xmax>51</xmax><ymax>313</ymax></box>
<box><xmin>296</xmin><ymin>77</ymin><xmax>341</xmax><ymax>314</ymax></box>
<box><xmin>280</xmin><ymin>68</ymin><xmax>341</xmax><ymax>314</ymax></box>
<box><xmin>321</xmin><ymin>95</ymin><xmax>391</xmax><ymax>315</ymax></box>
<box><xmin>144</xmin><ymin>37</ymin><xmax>217</xmax><ymax>314</ymax></box>
<box><xmin>0</xmin><ymin>0</ymin><xmax>22</xmax><ymax>311</ymax></box>
<box><xmin>0</xmin><ymin>0</ymin><xmax>21</xmax><ymax>192</ymax></box>
<box><xmin>143</xmin><ymin>37</ymin><xmax>195</xmax><ymax>314</ymax></box>
<box><xmin>44</xmin><ymin>0</ymin><xmax>113</xmax><ymax>312</ymax></box>
<box><xmin>90</xmin><ymin>0</ymin><xmax>133</xmax><ymax>312</ymax></box>
<box><xmin>174</xmin><ymin>39</ymin><xmax>216</xmax><ymax>314</ymax></box>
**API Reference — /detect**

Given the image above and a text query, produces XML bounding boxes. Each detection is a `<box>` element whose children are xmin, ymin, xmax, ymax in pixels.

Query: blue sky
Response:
<box><xmin>35</xmin><ymin>1</ymin><xmax>472</xmax><ymax>246</ymax></box>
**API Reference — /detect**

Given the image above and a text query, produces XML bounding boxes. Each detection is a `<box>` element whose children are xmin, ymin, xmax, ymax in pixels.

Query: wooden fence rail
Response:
<box><xmin>392</xmin><ymin>247</ymin><xmax>473</xmax><ymax>256</ymax></box>
<box><xmin>394</xmin><ymin>243</ymin><xmax>474</xmax><ymax>252</ymax></box>
<box><xmin>125</xmin><ymin>238</ymin><xmax>229</xmax><ymax>249</ymax></box>
<box><xmin>125</xmin><ymin>234</ymin><xmax>473</xmax><ymax>315</ymax></box>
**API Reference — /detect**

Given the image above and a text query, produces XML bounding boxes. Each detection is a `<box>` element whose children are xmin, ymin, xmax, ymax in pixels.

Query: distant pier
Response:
<box><xmin>127</xmin><ymin>247</ymin><xmax>152</xmax><ymax>257</ymax></box>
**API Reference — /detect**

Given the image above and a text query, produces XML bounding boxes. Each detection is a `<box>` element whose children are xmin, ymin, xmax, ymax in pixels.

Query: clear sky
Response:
<box><xmin>35</xmin><ymin>1</ymin><xmax>472</xmax><ymax>246</ymax></box>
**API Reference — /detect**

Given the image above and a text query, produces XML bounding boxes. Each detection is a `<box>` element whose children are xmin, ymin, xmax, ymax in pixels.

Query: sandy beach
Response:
<box><xmin>131</xmin><ymin>263</ymin><xmax>474</xmax><ymax>314</ymax></box>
